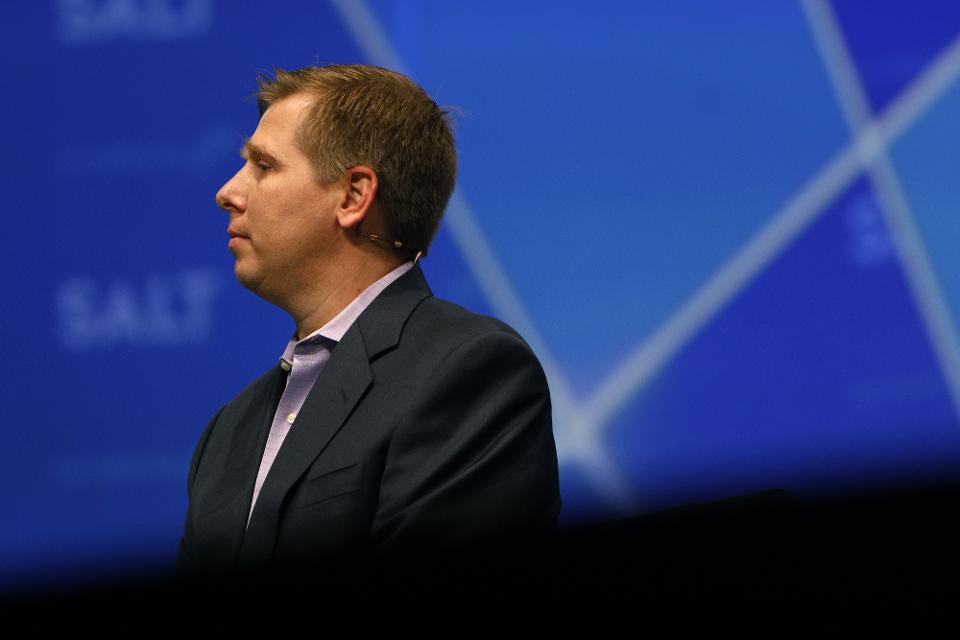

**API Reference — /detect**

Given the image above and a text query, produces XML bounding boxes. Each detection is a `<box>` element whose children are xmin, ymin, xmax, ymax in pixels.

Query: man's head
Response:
<box><xmin>255</xmin><ymin>64</ymin><xmax>457</xmax><ymax>255</ymax></box>
<box><xmin>215</xmin><ymin>64</ymin><xmax>457</xmax><ymax>310</ymax></box>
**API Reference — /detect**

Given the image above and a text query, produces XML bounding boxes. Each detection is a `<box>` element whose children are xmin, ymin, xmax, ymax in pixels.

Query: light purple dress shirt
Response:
<box><xmin>247</xmin><ymin>261</ymin><xmax>414</xmax><ymax>526</ymax></box>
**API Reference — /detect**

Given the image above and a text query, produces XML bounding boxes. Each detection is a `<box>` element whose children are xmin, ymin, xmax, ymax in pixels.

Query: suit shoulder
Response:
<box><xmin>395</xmin><ymin>296</ymin><xmax>547</xmax><ymax>385</ymax></box>
<box><xmin>409</xmin><ymin>296</ymin><xmax>529</xmax><ymax>348</ymax></box>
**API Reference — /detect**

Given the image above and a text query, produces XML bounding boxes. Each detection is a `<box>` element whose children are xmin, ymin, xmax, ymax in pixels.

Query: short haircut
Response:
<box><xmin>256</xmin><ymin>64</ymin><xmax>457</xmax><ymax>255</ymax></box>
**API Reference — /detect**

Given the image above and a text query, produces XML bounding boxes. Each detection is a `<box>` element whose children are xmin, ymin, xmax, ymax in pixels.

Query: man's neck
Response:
<box><xmin>287</xmin><ymin>253</ymin><xmax>406</xmax><ymax>340</ymax></box>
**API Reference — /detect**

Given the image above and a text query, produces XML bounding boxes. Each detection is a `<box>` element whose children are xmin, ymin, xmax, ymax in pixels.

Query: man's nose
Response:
<box><xmin>215</xmin><ymin>169</ymin><xmax>246</xmax><ymax>213</ymax></box>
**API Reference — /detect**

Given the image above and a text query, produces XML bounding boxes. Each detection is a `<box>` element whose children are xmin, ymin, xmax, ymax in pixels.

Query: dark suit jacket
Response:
<box><xmin>178</xmin><ymin>264</ymin><xmax>561</xmax><ymax>574</ymax></box>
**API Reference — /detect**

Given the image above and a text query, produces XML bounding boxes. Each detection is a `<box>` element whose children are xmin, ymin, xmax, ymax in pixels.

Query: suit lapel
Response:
<box><xmin>238</xmin><ymin>329</ymin><xmax>372</xmax><ymax>565</ymax></box>
<box><xmin>238</xmin><ymin>263</ymin><xmax>433</xmax><ymax>565</ymax></box>
<box><xmin>193</xmin><ymin>365</ymin><xmax>284</xmax><ymax>567</ymax></box>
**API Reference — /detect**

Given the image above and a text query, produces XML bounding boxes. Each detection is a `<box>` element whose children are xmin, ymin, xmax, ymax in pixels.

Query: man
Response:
<box><xmin>177</xmin><ymin>65</ymin><xmax>561</xmax><ymax>575</ymax></box>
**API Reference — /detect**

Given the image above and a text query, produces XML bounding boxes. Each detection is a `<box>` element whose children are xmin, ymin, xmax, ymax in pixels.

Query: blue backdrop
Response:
<box><xmin>4</xmin><ymin>0</ymin><xmax>960</xmax><ymax>586</ymax></box>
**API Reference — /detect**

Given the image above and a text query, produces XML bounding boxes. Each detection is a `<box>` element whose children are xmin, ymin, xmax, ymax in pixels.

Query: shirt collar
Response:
<box><xmin>279</xmin><ymin>261</ymin><xmax>414</xmax><ymax>370</ymax></box>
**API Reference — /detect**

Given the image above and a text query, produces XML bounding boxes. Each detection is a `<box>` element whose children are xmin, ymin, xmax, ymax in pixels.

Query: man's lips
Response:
<box><xmin>227</xmin><ymin>229</ymin><xmax>250</xmax><ymax>249</ymax></box>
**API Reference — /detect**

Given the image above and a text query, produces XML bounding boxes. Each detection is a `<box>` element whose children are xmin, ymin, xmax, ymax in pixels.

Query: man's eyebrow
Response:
<box><xmin>239</xmin><ymin>138</ymin><xmax>283</xmax><ymax>166</ymax></box>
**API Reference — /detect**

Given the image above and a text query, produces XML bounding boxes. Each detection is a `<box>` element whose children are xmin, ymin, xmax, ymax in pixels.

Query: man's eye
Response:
<box><xmin>258</xmin><ymin>162</ymin><xmax>273</xmax><ymax>172</ymax></box>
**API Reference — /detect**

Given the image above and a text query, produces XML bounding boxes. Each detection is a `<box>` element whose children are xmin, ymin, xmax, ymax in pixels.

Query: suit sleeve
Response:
<box><xmin>177</xmin><ymin>403</ymin><xmax>226</xmax><ymax>573</ymax></box>
<box><xmin>370</xmin><ymin>329</ymin><xmax>561</xmax><ymax>555</ymax></box>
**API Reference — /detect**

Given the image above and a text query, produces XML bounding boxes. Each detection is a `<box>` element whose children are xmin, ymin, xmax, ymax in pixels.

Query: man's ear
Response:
<box><xmin>335</xmin><ymin>165</ymin><xmax>377</xmax><ymax>230</ymax></box>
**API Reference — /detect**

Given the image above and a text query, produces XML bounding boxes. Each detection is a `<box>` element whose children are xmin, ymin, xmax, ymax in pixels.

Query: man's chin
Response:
<box><xmin>234</xmin><ymin>264</ymin><xmax>285</xmax><ymax>305</ymax></box>
<box><xmin>234</xmin><ymin>264</ymin><xmax>263</xmax><ymax>294</ymax></box>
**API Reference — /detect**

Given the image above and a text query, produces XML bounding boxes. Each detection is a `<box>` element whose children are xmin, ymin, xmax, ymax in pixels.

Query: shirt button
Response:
<box><xmin>287</xmin><ymin>413</ymin><xmax>297</xmax><ymax>424</ymax></box>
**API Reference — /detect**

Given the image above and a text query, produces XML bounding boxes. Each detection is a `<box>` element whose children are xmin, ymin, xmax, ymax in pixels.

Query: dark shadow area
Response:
<box><xmin>4</xmin><ymin>481</ymin><xmax>960</xmax><ymax>619</ymax></box>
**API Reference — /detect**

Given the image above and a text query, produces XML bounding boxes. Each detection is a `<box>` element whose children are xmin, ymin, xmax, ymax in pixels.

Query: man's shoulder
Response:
<box><xmin>406</xmin><ymin>295</ymin><xmax>529</xmax><ymax>350</ymax></box>
<box><xmin>388</xmin><ymin>294</ymin><xmax>548</xmax><ymax>387</ymax></box>
<box><xmin>378</xmin><ymin>261</ymin><xmax>518</xmax><ymax>341</ymax></box>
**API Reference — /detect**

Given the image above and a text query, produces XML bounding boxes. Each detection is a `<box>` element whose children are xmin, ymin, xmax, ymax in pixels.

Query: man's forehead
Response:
<box><xmin>243</xmin><ymin>94</ymin><xmax>314</xmax><ymax>160</ymax></box>
<box><xmin>259</xmin><ymin>93</ymin><xmax>315</xmax><ymax>131</ymax></box>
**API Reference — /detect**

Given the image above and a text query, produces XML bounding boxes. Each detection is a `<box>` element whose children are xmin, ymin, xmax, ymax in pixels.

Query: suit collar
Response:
<box><xmin>355</xmin><ymin>262</ymin><xmax>433</xmax><ymax>359</ymax></box>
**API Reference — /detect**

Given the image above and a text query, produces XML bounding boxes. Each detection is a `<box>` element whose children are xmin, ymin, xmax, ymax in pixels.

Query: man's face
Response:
<box><xmin>216</xmin><ymin>93</ymin><xmax>342</xmax><ymax>304</ymax></box>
